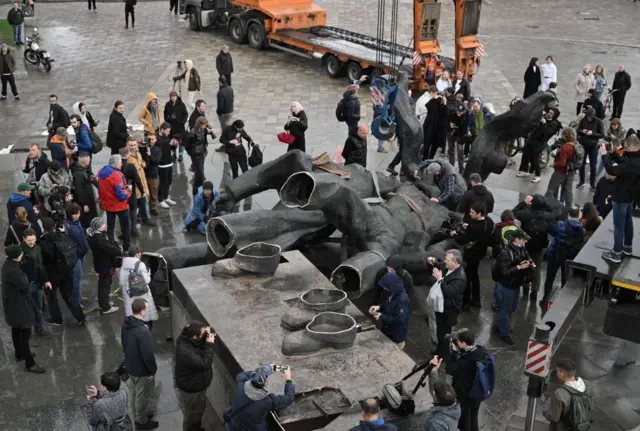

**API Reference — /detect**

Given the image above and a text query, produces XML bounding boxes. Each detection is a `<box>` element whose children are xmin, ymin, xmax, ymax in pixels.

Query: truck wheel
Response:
<box><xmin>324</xmin><ymin>55</ymin><xmax>344</xmax><ymax>78</ymax></box>
<box><xmin>229</xmin><ymin>19</ymin><xmax>247</xmax><ymax>44</ymax></box>
<box><xmin>346</xmin><ymin>61</ymin><xmax>362</xmax><ymax>83</ymax></box>
<box><xmin>247</xmin><ymin>22</ymin><xmax>265</xmax><ymax>50</ymax></box>
<box><xmin>188</xmin><ymin>7</ymin><xmax>201</xmax><ymax>31</ymax></box>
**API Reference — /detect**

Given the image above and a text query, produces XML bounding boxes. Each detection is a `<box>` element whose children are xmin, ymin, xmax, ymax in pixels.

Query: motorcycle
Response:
<box><xmin>24</xmin><ymin>28</ymin><xmax>54</xmax><ymax>72</ymax></box>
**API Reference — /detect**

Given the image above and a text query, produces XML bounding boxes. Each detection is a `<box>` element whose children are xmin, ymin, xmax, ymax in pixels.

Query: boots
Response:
<box><xmin>281</xmin><ymin>312</ymin><xmax>357</xmax><ymax>356</ymax></box>
<box><xmin>281</xmin><ymin>289</ymin><xmax>347</xmax><ymax>331</ymax></box>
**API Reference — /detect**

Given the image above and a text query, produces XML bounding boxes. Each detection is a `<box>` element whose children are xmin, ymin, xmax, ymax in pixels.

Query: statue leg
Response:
<box><xmin>207</xmin><ymin>209</ymin><xmax>331</xmax><ymax>257</ymax></box>
<box><xmin>394</xmin><ymin>72</ymin><xmax>423</xmax><ymax>178</ymax></box>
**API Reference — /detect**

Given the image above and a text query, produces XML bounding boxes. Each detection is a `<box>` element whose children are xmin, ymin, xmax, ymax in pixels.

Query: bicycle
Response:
<box><xmin>603</xmin><ymin>88</ymin><xmax>618</xmax><ymax>118</ymax></box>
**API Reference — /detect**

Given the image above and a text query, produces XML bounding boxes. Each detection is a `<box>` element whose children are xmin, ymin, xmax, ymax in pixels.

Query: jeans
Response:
<box><xmin>579</xmin><ymin>145</ymin><xmax>599</xmax><ymax>187</ymax></box>
<box><xmin>98</xmin><ymin>272</ymin><xmax>113</xmax><ymax>312</ymax></box>
<box><xmin>545</xmin><ymin>171</ymin><xmax>574</xmax><ymax>207</ymax></box>
<box><xmin>177</xmin><ymin>389</ymin><xmax>207</xmax><ymax>431</ymax></box>
<box><xmin>30</xmin><ymin>283</ymin><xmax>44</xmax><ymax>330</ymax></box>
<box><xmin>106</xmin><ymin>209</ymin><xmax>131</xmax><ymax>250</ymax></box>
<box><xmin>493</xmin><ymin>282</ymin><xmax>501</xmax><ymax>308</ymax></box>
<box><xmin>218</xmin><ymin>113</ymin><xmax>233</xmax><ymax>131</ymax></box>
<box><xmin>130</xmin><ymin>376</ymin><xmax>158</xmax><ymax>424</ymax></box>
<box><xmin>137</xmin><ymin>196</ymin><xmax>149</xmax><ymax>220</ymax></box>
<box><xmin>158</xmin><ymin>167</ymin><xmax>173</xmax><ymax>202</ymax></box>
<box><xmin>543</xmin><ymin>256</ymin><xmax>566</xmax><ymax>302</ymax></box>
<box><xmin>447</xmin><ymin>134</ymin><xmax>465</xmax><ymax>172</ymax></box>
<box><xmin>47</xmin><ymin>276</ymin><xmax>86</xmax><ymax>324</ymax></box>
<box><xmin>347</xmin><ymin>121</ymin><xmax>358</xmax><ymax>136</ymax></box>
<box><xmin>72</xmin><ymin>257</ymin><xmax>84</xmax><ymax>309</ymax></box>
<box><xmin>497</xmin><ymin>283</ymin><xmax>519</xmax><ymax>337</ymax></box>
<box><xmin>463</xmin><ymin>257</ymin><xmax>481</xmax><ymax>304</ymax></box>
<box><xmin>11</xmin><ymin>328</ymin><xmax>35</xmax><ymax>368</ymax></box>
<box><xmin>612</xmin><ymin>201</ymin><xmax>633</xmax><ymax>253</ymax></box>
<box><xmin>12</xmin><ymin>24</ymin><xmax>21</xmax><ymax>43</ymax></box>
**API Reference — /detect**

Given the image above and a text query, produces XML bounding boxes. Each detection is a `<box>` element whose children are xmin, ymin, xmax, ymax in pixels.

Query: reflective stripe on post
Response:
<box><xmin>525</xmin><ymin>341</ymin><xmax>551</xmax><ymax>378</ymax></box>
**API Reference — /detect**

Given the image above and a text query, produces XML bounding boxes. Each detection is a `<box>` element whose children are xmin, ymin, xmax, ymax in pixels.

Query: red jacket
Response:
<box><xmin>553</xmin><ymin>141</ymin><xmax>576</xmax><ymax>175</ymax></box>
<box><xmin>98</xmin><ymin>165</ymin><xmax>131</xmax><ymax>212</ymax></box>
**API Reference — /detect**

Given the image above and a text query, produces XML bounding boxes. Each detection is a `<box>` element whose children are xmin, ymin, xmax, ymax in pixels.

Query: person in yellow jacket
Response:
<box><xmin>138</xmin><ymin>92</ymin><xmax>162</xmax><ymax>137</ymax></box>
<box><xmin>125</xmin><ymin>137</ymin><xmax>156</xmax><ymax>226</ymax></box>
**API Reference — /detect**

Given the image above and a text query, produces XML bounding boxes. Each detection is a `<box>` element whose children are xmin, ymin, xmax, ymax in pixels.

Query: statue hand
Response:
<box><xmin>213</xmin><ymin>190</ymin><xmax>235</xmax><ymax>214</ymax></box>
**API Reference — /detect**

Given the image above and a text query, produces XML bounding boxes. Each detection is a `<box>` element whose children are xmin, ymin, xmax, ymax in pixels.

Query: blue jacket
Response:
<box><xmin>228</xmin><ymin>371</ymin><xmax>295</xmax><ymax>431</ymax></box>
<box><xmin>186</xmin><ymin>186</ymin><xmax>219</xmax><ymax>223</ymax></box>
<box><xmin>121</xmin><ymin>316</ymin><xmax>157</xmax><ymax>377</ymax></box>
<box><xmin>343</xmin><ymin>92</ymin><xmax>361</xmax><ymax>124</ymax></box>
<box><xmin>74</xmin><ymin>124</ymin><xmax>92</xmax><ymax>154</ymax></box>
<box><xmin>348</xmin><ymin>419</ymin><xmax>398</xmax><ymax>431</ymax></box>
<box><xmin>546</xmin><ymin>220</ymin><xmax>585</xmax><ymax>259</ymax></box>
<box><xmin>378</xmin><ymin>272</ymin><xmax>411</xmax><ymax>343</ymax></box>
<box><xmin>64</xmin><ymin>219</ymin><xmax>89</xmax><ymax>258</ymax></box>
<box><xmin>7</xmin><ymin>193</ymin><xmax>41</xmax><ymax>236</ymax></box>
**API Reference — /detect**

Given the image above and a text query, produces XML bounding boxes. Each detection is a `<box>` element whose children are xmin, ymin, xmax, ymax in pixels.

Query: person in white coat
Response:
<box><xmin>436</xmin><ymin>70</ymin><xmax>453</xmax><ymax>93</ymax></box>
<box><xmin>119</xmin><ymin>245</ymin><xmax>158</xmax><ymax>330</ymax></box>
<box><xmin>540</xmin><ymin>56</ymin><xmax>557</xmax><ymax>91</ymax></box>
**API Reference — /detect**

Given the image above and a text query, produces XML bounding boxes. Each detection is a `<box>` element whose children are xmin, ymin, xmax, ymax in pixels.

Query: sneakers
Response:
<box><xmin>0</xmin><ymin>95</ymin><xmax>6</xmax><ymax>101</ymax></box>
<box><xmin>135</xmin><ymin>420</ymin><xmax>159</xmax><ymax>429</ymax></box>
<box><xmin>516</xmin><ymin>171</ymin><xmax>530</xmax><ymax>177</ymax></box>
<box><xmin>576</xmin><ymin>182</ymin><xmax>585</xmax><ymax>189</ymax></box>
<box><xmin>101</xmin><ymin>306</ymin><xmax>119</xmax><ymax>315</ymax></box>
<box><xmin>531</xmin><ymin>176</ymin><xmax>541</xmax><ymax>183</ymax></box>
<box><xmin>159</xmin><ymin>201</ymin><xmax>170</xmax><ymax>209</ymax></box>
<box><xmin>26</xmin><ymin>365</ymin><xmax>46</xmax><ymax>374</ymax></box>
<box><xmin>622</xmin><ymin>246</ymin><xmax>633</xmax><ymax>257</ymax></box>
<box><xmin>165</xmin><ymin>198</ymin><xmax>177</xmax><ymax>205</ymax></box>
<box><xmin>45</xmin><ymin>318</ymin><xmax>62</xmax><ymax>327</ymax></box>
<box><xmin>14</xmin><ymin>95</ymin><xmax>20</xmax><ymax>100</ymax></box>
<box><xmin>602</xmin><ymin>250</ymin><xmax>622</xmax><ymax>264</ymax></box>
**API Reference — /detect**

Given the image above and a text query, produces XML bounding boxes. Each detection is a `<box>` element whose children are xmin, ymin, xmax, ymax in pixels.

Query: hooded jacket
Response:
<box><xmin>64</xmin><ymin>219</ymin><xmax>89</xmax><ymax>259</ymax></box>
<box><xmin>71</xmin><ymin>162</ymin><xmax>98</xmax><ymax>209</ymax></box>
<box><xmin>38</xmin><ymin>167</ymin><xmax>73</xmax><ymax>211</ymax></box>
<box><xmin>73</xmin><ymin>122</ymin><xmax>92</xmax><ymax>154</ymax></box>
<box><xmin>228</xmin><ymin>370</ymin><xmax>295</xmax><ymax>431</ymax></box>
<box><xmin>0</xmin><ymin>45</ymin><xmax>16</xmax><ymax>74</ymax></box>
<box><xmin>544</xmin><ymin>378</ymin><xmax>593</xmax><ymax>431</ymax></box>
<box><xmin>495</xmin><ymin>242</ymin><xmax>531</xmax><ymax>290</ymax></box>
<box><xmin>22</xmin><ymin>151</ymin><xmax>50</xmax><ymax>183</ymax></box>
<box><xmin>602</xmin><ymin>151</ymin><xmax>640</xmax><ymax>203</ymax></box>
<box><xmin>164</xmin><ymin>97</ymin><xmax>188</xmax><ymax>137</ymax></box>
<box><xmin>72</xmin><ymin>102</ymin><xmax>97</xmax><ymax>130</ymax></box>
<box><xmin>378</xmin><ymin>272</ymin><xmax>411</xmax><ymax>343</ymax></box>
<box><xmin>446</xmin><ymin>344</ymin><xmax>490</xmax><ymax>404</ymax></box>
<box><xmin>343</xmin><ymin>132</ymin><xmax>368</xmax><ymax>167</ymax></box>
<box><xmin>593</xmin><ymin>176</ymin><xmax>614</xmax><ymax>217</ymax></box>
<box><xmin>422</xmin><ymin>402</ymin><xmax>461</xmax><ymax>431</ymax></box>
<box><xmin>582</xmin><ymin>94</ymin><xmax>604</xmax><ymax>120</ymax></box>
<box><xmin>348</xmin><ymin>420</ymin><xmax>398</xmax><ymax>431</ymax></box>
<box><xmin>546</xmin><ymin>220</ymin><xmax>585</xmax><ymax>261</ymax></box>
<box><xmin>106</xmin><ymin>108</ymin><xmax>128</xmax><ymax>153</ymax></box>
<box><xmin>174</xmin><ymin>60</ymin><xmax>201</xmax><ymax>92</ymax></box>
<box><xmin>174</xmin><ymin>332</ymin><xmax>215</xmax><ymax>393</ymax></box>
<box><xmin>86</xmin><ymin>388</ymin><xmax>128</xmax><ymax>431</ymax></box>
<box><xmin>513</xmin><ymin>194</ymin><xmax>563</xmax><ymax>252</ymax></box>
<box><xmin>342</xmin><ymin>91</ymin><xmax>361</xmax><ymax>124</ymax></box>
<box><xmin>577</xmin><ymin>111</ymin><xmax>604</xmax><ymax>149</ymax></box>
<box><xmin>216</xmin><ymin>50</ymin><xmax>234</xmax><ymax>76</ymax></box>
<box><xmin>121</xmin><ymin>316</ymin><xmax>157</xmax><ymax>377</ymax></box>
<box><xmin>526</xmin><ymin>108</ymin><xmax>562</xmax><ymax>149</ymax></box>
<box><xmin>98</xmin><ymin>164</ymin><xmax>131</xmax><ymax>213</ymax></box>
<box><xmin>48</xmin><ymin>103</ymin><xmax>70</xmax><ymax>132</ymax></box>
<box><xmin>138</xmin><ymin>92</ymin><xmax>162</xmax><ymax>134</ymax></box>
<box><xmin>457</xmin><ymin>184</ymin><xmax>494</xmax><ymax>219</ymax></box>
<box><xmin>216</xmin><ymin>84</ymin><xmax>234</xmax><ymax>115</ymax></box>
<box><xmin>87</xmin><ymin>228</ymin><xmax>121</xmax><ymax>274</ymax></box>
<box><xmin>118</xmin><ymin>257</ymin><xmax>158</xmax><ymax>321</ymax></box>
<box><xmin>2</xmin><ymin>259</ymin><xmax>36</xmax><ymax>329</ymax></box>
<box><xmin>7</xmin><ymin>193</ymin><xmax>40</xmax><ymax>235</ymax></box>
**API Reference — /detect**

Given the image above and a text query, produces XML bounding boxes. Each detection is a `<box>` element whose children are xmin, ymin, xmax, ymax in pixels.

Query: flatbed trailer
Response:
<box><xmin>180</xmin><ymin>0</ymin><xmax>481</xmax><ymax>91</ymax></box>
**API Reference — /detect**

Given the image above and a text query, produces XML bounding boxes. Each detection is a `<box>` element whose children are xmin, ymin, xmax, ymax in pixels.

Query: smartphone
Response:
<box><xmin>85</xmin><ymin>386</ymin><xmax>94</xmax><ymax>397</ymax></box>
<box><xmin>273</xmin><ymin>365</ymin><xmax>289</xmax><ymax>373</ymax></box>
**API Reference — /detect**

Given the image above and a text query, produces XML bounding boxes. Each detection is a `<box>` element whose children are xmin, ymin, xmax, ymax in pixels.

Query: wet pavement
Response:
<box><xmin>0</xmin><ymin>0</ymin><xmax>639</xmax><ymax>430</ymax></box>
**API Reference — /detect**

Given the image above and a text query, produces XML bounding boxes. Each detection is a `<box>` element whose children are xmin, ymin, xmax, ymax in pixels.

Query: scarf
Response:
<box><xmin>26</xmin><ymin>157</ymin><xmax>37</xmax><ymax>183</ymax></box>
<box><xmin>474</xmin><ymin>111</ymin><xmax>485</xmax><ymax>135</ymax></box>
<box><xmin>21</xmin><ymin>242</ymin><xmax>37</xmax><ymax>260</ymax></box>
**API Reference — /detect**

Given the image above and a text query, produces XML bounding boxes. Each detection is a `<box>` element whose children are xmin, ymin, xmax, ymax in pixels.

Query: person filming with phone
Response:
<box><xmin>174</xmin><ymin>321</ymin><xmax>216</xmax><ymax>431</ymax></box>
<box><xmin>226</xmin><ymin>363</ymin><xmax>295</xmax><ymax>430</ymax></box>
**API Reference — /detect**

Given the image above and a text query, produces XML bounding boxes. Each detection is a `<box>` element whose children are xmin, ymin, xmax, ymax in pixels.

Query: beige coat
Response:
<box><xmin>127</xmin><ymin>151</ymin><xmax>149</xmax><ymax>199</ymax></box>
<box><xmin>138</xmin><ymin>92</ymin><xmax>162</xmax><ymax>134</ymax></box>
<box><xmin>574</xmin><ymin>72</ymin><xmax>595</xmax><ymax>102</ymax></box>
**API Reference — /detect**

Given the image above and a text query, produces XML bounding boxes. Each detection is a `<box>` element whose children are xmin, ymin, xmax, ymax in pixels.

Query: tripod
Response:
<box><xmin>172</xmin><ymin>61</ymin><xmax>185</xmax><ymax>97</ymax></box>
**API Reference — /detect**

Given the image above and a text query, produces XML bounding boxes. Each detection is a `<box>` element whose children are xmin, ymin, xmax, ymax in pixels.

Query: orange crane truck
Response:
<box><xmin>180</xmin><ymin>0</ymin><xmax>484</xmax><ymax>91</ymax></box>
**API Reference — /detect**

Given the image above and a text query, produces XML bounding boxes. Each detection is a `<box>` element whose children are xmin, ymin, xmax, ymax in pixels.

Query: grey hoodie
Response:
<box><xmin>422</xmin><ymin>402</ymin><xmax>461</xmax><ymax>431</ymax></box>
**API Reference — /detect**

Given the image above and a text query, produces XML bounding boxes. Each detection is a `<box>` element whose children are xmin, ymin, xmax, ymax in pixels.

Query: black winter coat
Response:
<box><xmin>447</xmin><ymin>345</ymin><xmax>490</xmax><ymax>404</ymax></box>
<box><xmin>164</xmin><ymin>98</ymin><xmax>188</xmax><ymax>137</ymax></box>
<box><xmin>423</xmin><ymin>97</ymin><xmax>447</xmax><ymax>151</ymax></box>
<box><xmin>458</xmin><ymin>184</ymin><xmax>494</xmax><ymax>220</ymax></box>
<box><xmin>439</xmin><ymin>266</ymin><xmax>466</xmax><ymax>326</ymax></box>
<box><xmin>39</xmin><ymin>231</ymin><xmax>74</xmax><ymax>283</ymax></box>
<box><xmin>577</xmin><ymin>117</ymin><xmax>604</xmax><ymax>149</ymax></box>
<box><xmin>157</xmin><ymin>136</ymin><xmax>174</xmax><ymax>165</ymax></box>
<box><xmin>216</xmin><ymin>85</ymin><xmax>234</xmax><ymax>115</ymax></box>
<box><xmin>48</xmin><ymin>104</ymin><xmax>70</xmax><ymax>131</ymax></box>
<box><xmin>220</xmin><ymin>125</ymin><xmax>251</xmax><ymax>156</ymax></box>
<box><xmin>343</xmin><ymin>133</ymin><xmax>367</xmax><ymax>167</ymax></box>
<box><xmin>174</xmin><ymin>333</ymin><xmax>215</xmax><ymax>393</ymax></box>
<box><xmin>106</xmin><ymin>109</ymin><xmax>129</xmax><ymax>153</ymax></box>
<box><xmin>188</xmin><ymin>109</ymin><xmax>205</xmax><ymax>131</ymax></box>
<box><xmin>216</xmin><ymin>51</ymin><xmax>234</xmax><ymax>76</ymax></box>
<box><xmin>523</xmin><ymin>65</ymin><xmax>541</xmax><ymax>98</ymax></box>
<box><xmin>513</xmin><ymin>195</ymin><xmax>563</xmax><ymax>252</ymax></box>
<box><xmin>455</xmin><ymin>217</ymin><xmax>495</xmax><ymax>261</ymax></box>
<box><xmin>185</xmin><ymin>129</ymin><xmax>210</xmax><ymax>158</ymax></box>
<box><xmin>20</xmin><ymin>242</ymin><xmax>48</xmax><ymax>285</ymax></box>
<box><xmin>582</xmin><ymin>96</ymin><xmax>605</xmax><ymax>120</ymax></box>
<box><xmin>146</xmin><ymin>146</ymin><xmax>162</xmax><ymax>179</ymax></box>
<box><xmin>22</xmin><ymin>153</ymin><xmax>50</xmax><ymax>183</ymax></box>
<box><xmin>2</xmin><ymin>260</ymin><xmax>36</xmax><ymax>329</ymax></box>
<box><xmin>71</xmin><ymin>163</ymin><xmax>98</xmax><ymax>209</ymax></box>
<box><xmin>494</xmin><ymin>243</ymin><xmax>531</xmax><ymax>289</ymax></box>
<box><xmin>612</xmin><ymin>70</ymin><xmax>632</xmax><ymax>94</ymax></box>
<box><xmin>121</xmin><ymin>316</ymin><xmax>157</xmax><ymax>377</ymax></box>
<box><xmin>7</xmin><ymin>8</ymin><xmax>24</xmax><ymax>25</ymax></box>
<box><xmin>4</xmin><ymin>221</ymin><xmax>32</xmax><ymax>246</ymax></box>
<box><xmin>87</xmin><ymin>230</ymin><xmax>122</xmax><ymax>273</ymax></box>
<box><xmin>593</xmin><ymin>176</ymin><xmax>615</xmax><ymax>217</ymax></box>
<box><xmin>452</xmin><ymin>78</ymin><xmax>470</xmax><ymax>101</ymax></box>
<box><xmin>284</xmin><ymin>111</ymin><xmax>308</xmax><ymax>152</ymax></box>
<box><xmin>603</xmin><ymin>151</ymin><xmax>640</xmax><ymax>203</ymax></box>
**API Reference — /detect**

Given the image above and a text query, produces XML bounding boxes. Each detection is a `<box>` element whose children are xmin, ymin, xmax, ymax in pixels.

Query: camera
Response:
<box><xmin>48</xmin><ymin>185</ymin><xmax>70</xmax><ymax>228</ymax></box>
<box><xmin>137</xmin><ymin>139</ymin><xmax>150</xmax><ymax>149</ymax></box>
<box><xmin>441</xmin><ymin>219</ymin><xmax>465</xmax><ymax>236</ymax></box>
<box><xmin>273</xmin><ymin>365</ymin><xmax>289</xmax><ymax>373</ymax></box>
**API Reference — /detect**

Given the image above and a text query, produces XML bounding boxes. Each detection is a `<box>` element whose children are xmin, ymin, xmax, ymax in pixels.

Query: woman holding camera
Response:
<box><xmin>174</xmin><ymin>321</ymin><xmax>215</xmax><ymax>431</ymax></box>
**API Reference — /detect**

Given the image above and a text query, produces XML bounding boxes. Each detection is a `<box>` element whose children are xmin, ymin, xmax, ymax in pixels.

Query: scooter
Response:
<box><xmin>23</xmin><ymin>28</ymin><xmax>54</xmax><ymax>72</ymax></box>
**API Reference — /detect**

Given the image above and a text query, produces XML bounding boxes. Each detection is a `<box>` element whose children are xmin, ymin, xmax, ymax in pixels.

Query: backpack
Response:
<box><xmin>561</xmin><ymin>386</ymin><xmax>592</xmax><ymax>431</ymax></box>
<box><xmin>54</xmin><ymin>235</ymin><xmax>78</xmax><ymax>272</ymax></box>
<box><xmin>88</xmin><ymin>130</ymin><xmax>103</xmax><ymax>154</ymax></box>
<box><xmin>555</xmin><ymin>226</ymin><xmax>584</xmax><ymax>261</ymax></box>
<box><xmin>335</xmin><ymin>99</ymin><xmax>347</xmax><ymax>122</ymax></box>
<box><xmin>470</xmin><ymin>352</ymin><xmax>497</xmax><ymax>401</ymax></box>
<box><xmin>127</xmin><ymin>261</ymin><xmax>149</xmax><ymax>297</ymax></box>
<box><xmin>567</xmin><ymin>143</ymin><xmax>585</xmax><ymax>172</ymax></box>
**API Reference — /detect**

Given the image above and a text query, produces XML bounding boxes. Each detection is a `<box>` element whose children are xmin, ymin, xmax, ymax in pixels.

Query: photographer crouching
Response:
<box><xmin>226</xmin><ymin>364</ymin><xmax>295</xmax><ymax>430</ymax></box>
<box><xmin>493</xmin><ymin>229</ymin><xmax>534</xmax><ymax>345</ymax></box>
